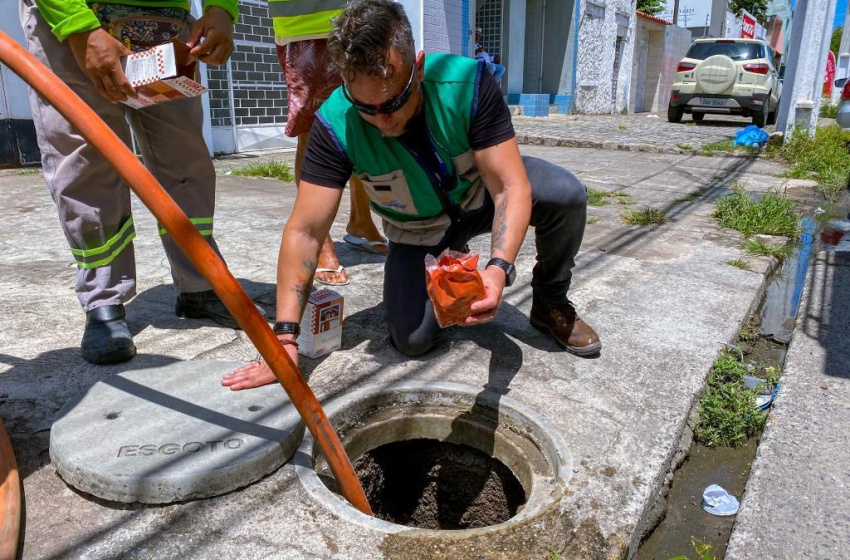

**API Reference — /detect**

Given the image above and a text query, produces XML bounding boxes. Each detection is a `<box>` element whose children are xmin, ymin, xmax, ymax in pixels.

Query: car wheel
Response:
<box><xmin>767</xmin><ymin>99</ymin><xmax>778</xmax><ymax>125</ymax></box>
<box><xmin>692</xmin><ymin>112</ymin><xmax>705</xmax><ymax>123</ymax></box>
<box><xmin>753</xmin><ymin>95</ymin><xmax>770</xmax><ymax>128</ymax></box>
<box><xmin>668</xmin><ymin>103</ymin><xmax>684</xmax><ymax>123</ymax></box>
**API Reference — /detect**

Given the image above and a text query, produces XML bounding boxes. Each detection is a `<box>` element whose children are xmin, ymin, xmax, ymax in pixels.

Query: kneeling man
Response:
<box><xmin>223</xmin><ymin>0</ymin><xmax>600</xmax><ymax>391</ymax></box>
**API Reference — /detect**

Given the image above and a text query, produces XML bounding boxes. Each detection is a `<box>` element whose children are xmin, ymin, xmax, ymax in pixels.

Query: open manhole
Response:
<box><xmin>296</xmin><ymin>382</ymin><xmax>571</xmax><ymax>535</ymax></box>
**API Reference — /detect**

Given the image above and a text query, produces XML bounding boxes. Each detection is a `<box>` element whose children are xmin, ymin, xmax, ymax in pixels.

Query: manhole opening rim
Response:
<box><xmin>296</xmin><ymin>381</ymin><xmax>572</xmax><ymax>536</ymax></box>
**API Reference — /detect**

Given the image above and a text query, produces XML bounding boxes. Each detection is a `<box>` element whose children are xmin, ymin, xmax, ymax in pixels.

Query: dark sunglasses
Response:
<box><xmin>342</xmin><ymin>64</ymin><xmax>416</xmax><ymax>116</ymax></box>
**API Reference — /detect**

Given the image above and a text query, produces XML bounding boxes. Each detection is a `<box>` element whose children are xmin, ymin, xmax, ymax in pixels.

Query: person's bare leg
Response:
<box><xmin>345</xmin><ymin>174</ymin><xmax>387</xmax><ymax>254</ymax></box>
<box><xmin>295</xmin><ymin>133</ymin><xmax>347</xmax><ymax>285</ymax></box>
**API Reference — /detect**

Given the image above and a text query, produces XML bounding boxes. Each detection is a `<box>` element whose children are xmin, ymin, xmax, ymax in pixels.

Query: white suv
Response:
<box><xmin>668</xmin><ymin>38</ymin><xmax>782</xmax><ymax>128</ymax></box>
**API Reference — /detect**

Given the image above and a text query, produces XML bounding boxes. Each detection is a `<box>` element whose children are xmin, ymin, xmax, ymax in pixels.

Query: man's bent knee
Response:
<box><xmin>390</xmin><ymin>331</ymin><xmax>436</xmax><ymax>357</ymax></box>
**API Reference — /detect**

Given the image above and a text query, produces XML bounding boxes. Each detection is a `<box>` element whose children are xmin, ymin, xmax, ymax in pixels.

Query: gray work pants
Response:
<box><xmin>20</xmin><ymin>1</ymin><xmax>222</xmax><ymax>313</ymax></box>
<box><xmin>384</xmin><ymin>156</ymin><xmax>588</xmax><ymax>356</ymax></box>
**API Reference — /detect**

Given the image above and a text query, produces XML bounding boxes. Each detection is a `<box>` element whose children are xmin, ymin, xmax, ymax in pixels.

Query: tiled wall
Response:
<box><xmin>207</xmin><ymin>0</ymin><xmax>288</xmax><ymax>128</ymax></box>
<box><xmin>475</xmin><ymin>0</ymin><xmax>503</xmax><ymax>59</ymax></box>
<box><xmin>424</xmin><ymin>0</ymin><xmax>469</xmax><ymax>55</ymax></box>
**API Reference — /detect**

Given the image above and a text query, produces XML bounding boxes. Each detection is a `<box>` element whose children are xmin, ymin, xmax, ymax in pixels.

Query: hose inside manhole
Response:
<box><xmin>0</xmin><ymin>30</ymin><xmax>372</xmax><ymax>516</ymax></box>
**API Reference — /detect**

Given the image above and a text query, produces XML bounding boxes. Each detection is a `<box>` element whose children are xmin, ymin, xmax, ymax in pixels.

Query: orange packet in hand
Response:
<box><xmin>424</xmin><ymin>248</ymin><xmax>486</xmax><ymax>328</ymax></box>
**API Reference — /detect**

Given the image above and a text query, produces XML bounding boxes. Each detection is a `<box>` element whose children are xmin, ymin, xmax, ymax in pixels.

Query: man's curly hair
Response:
<box><xmin>327</xmin><ymin>0</ymin><xmax>416</xmax><ymax>82</ymax></box>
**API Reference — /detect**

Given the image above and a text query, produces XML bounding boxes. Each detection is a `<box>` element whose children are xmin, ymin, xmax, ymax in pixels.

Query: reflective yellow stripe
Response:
<box><xmin>272</xmin><ymin>9</ymin><xmax>343</xmax><ymax>40</ymax></box>
<box><xmin>69</xmin><ymin>217</ymin><xmax>134</xmax><ymax>258</ymax></box>
<box><xmin>77</xmin><ymin>231</ymin><xmax>136</xmax><ymax>269</ymax></box>
<box><xmin>159</xmin><ymin>217</ymin><xmax>214</xmax><ymax>236</ymax></box>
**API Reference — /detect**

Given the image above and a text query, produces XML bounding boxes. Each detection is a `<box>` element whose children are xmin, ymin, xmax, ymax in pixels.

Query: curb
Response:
<box><xmin>515</xmin><ymin>134</ymin><xmax>763</xmax><ymax>159</ymax></box>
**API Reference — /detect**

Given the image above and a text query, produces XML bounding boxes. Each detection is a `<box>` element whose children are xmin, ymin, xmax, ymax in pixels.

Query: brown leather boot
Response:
<box><xmin>530</xmin><ymin>299</ymin><xmax>602</xmax><ymax>357</ymax></box>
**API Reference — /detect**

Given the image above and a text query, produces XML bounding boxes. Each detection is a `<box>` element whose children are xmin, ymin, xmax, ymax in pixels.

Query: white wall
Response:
<box><xmin>575</xmin><ymin>0</ymin><xmax>637</xmax><ymax>113</ymax></box>
<box><xmin>1</xmin><ymin>0</ymin><xmax>34</xmax><ymax>121</ymax></box>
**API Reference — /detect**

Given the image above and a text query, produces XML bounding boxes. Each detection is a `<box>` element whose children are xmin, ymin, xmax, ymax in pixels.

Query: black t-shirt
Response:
<box><xmin>301</xmin><ymin>64</ymin><xmax>515</xmax><ymax>188</ymax></box>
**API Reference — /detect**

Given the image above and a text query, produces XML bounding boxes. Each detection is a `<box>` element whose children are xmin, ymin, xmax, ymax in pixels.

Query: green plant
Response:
<box><xmin>686</xmin><ymin>122</ymin><xmax>697</xmax><ymax>127</ymax></box>
<box><xmin>744</xmin><ymin>238</ymin><xmax>793</xmax><ymax>258</ymax></box>
<box><xmin>545</xmin><ymin>548</ymin><xmax>563</xmax><ymax>560</ymax></box>
<box><xmin>636</xmin><ymin>0</ymin><xmax>665</xmax><ymax>15</ymax></box>
<box><xmin>671</xmin><ymin>192</ymin><xmax>700</xmax><ymax>204</ymax></box>
<box><xmin>621</xmin><ymin>207</ymin><xmax>666</xmax><ymax>226</ymax></box>
<box><xmin>587</xmin><ymin>216</ymin><xmax>599</xmax><ymax>225</ymax></box>
<box><xmin>587</xmin><ymin>188</ymin><xmax>611</xmax><ymax>206</ymax></box>
<box><xmin>713</xmin><ymin>185</ymin><xmax>799</xmax><ymax>238</ymax></box>
<box><xmin>766</xmin><ymin>125</ymin><xmax>850</xmax><ymax>202</ymax></box>
<box><xmin>668</xmin><ymin>538</ymin><xmax>717</xmax><ymax>560</ymax></box>
<box><xmin>16</xmin><ymin>167</ymin><xmax>41</xmax><ymax>175</ymax></box>
<box><xmin>819</xmin><ymin>100</ymin><xmax>838</xmax><ymax>119</ymax></box>
<box><xmin>232</xmin><ymin>160</ymin><xmax>295</xmax><ymax>182</ymax></box>
<box><xmin>618</xmin><ymin>124</ymin><xmax>628</xmax><ymax>131</ymax></box>
<box><xmin>739</xmin><ymin>322</ymin><xmax>760</xmax><ymax>341</ymax></box>
<box><xmin>725</xmin><ymin>258</ymin><xmax>749</xmax><ymax>270</ymax></box>
<box><xmin>701</xmin><ymin>138</ymin><xmax>760</xmax><ymax>156</ymax></box>
<box><xmin>676</xmin><ymin>143</ymin><xmax>694</xmax><ymax>151</ymax></box>
<box><xmin>695</xmin><ymin>349</ymin><xmax>767</xmax><ymax>447</ymax></box>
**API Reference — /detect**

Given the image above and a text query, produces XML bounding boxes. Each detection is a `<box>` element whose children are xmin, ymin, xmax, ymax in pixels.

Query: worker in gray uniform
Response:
<box><xmin>20</xmin><ymin>0</ymin><xmax>263</xmax><ymax>364</ymax></box>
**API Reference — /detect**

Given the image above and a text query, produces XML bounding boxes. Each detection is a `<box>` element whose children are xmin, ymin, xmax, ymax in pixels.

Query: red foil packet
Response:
<box><xmin>424</xmin><ymin>249</ymin><xmax>486</xmax><ymax>328</ymax></box>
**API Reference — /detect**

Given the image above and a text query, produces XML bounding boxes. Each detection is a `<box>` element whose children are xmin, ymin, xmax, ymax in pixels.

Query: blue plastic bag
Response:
<box><xmin>733</xmin><ymin>125</ymin><xmax>769</xmax><ymax>148</ymax></box>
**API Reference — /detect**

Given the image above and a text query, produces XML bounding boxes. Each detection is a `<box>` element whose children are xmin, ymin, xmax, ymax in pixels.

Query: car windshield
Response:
<box><xmin>686</xmin><ymin>42</ymin><xmax>761</xmax><ymax>61</ymax></box>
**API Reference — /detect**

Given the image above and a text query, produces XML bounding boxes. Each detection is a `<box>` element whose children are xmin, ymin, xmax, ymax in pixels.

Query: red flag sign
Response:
<box><xmin>741</xmin><ymin>12</ymin><xmax>756</xmax><ymax>39</ymax></box>
<box><xmin>824</xmin><ymin>51</ymin><xmax>836</xmax><ymax>97</ymax></box>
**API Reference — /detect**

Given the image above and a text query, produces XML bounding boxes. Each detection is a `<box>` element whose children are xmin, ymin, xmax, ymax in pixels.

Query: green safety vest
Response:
<box><xmin>317</xmin><ymin>54</ymin><xmax>485</xmax><ymax>246</ymax></box>
<box><xmin>268</xmin><ymin>0</ymin><xmax>348</xmax><ymax>45</ymax></box>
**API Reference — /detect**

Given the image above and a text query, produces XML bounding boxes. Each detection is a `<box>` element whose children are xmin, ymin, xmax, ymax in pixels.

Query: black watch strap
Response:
<box><xmin>272</xmin><ymin>321</ymin><xmax>300</xmax><ymax>338</ymax></box>
<box><xmin>486</xmin><ymin>257</ymin><xmax>516</xmax><ymax>287</ymax></box>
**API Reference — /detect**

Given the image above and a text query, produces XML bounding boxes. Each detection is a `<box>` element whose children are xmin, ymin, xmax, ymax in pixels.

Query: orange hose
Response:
<box><xmin>0</xmin><ymin>31</ymin><xmax>371</xmax><ymax>515</ymax></box>
<box><xmin>0</xmin><ymin>419</ymin><xmax>21</xmax><ymax>560</ymax></box>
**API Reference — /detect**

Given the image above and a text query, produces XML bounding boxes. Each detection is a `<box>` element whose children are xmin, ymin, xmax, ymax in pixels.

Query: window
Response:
<box><xmin>685</xmin><ymin>41</ymin><xmax>762</xmax><ymax>61</ymax></box>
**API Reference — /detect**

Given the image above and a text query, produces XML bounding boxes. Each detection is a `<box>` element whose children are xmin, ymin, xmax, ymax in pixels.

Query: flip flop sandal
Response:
<box><xmin>343</xmin><ymin>233</ymin><xmax>388</xmax><ymax>255</ymax></box>
<box><xmin>314</xmin><ymin>265</ymin><xmax>350</xmax><ymax>286</ymax></box>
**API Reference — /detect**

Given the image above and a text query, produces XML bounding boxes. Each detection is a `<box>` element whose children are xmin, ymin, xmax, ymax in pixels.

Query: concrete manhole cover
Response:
<box><xmin>50</xmin><ymin>361</ymin><xmax>304</xmax><ymax>504</ymax></box>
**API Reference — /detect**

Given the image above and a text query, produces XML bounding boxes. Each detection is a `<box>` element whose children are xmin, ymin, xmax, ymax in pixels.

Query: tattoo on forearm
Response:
<box><xmin>492</xmin><ymin>194</ymin><xmax>509</xmax><ymax>254</ymax></box>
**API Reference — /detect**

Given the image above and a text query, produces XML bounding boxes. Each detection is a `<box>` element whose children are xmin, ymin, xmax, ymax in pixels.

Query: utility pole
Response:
<box><xmin>673</xmin><ymin>0</ymin><xmax>680</xmax><ymax>24</ymax></box>
<box><xmin>776</xmin><ymin>0</ymin><xmax>839</xmax><ymax>139</ymax></box>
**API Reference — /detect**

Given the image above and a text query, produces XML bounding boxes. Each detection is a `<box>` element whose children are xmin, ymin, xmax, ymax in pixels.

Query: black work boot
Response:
<box><xmin>81</xmin><ymin>304</ymin><xmax>136</xmax><ymax>365</ymax></box>
<box><xmin>175</xmin><ymin>290</ymin><xmax>265</xmax><ymax>329</ymax></box>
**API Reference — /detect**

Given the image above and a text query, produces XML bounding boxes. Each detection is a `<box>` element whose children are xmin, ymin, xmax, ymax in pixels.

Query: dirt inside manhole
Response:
<box><xmin>353</xmin><ymin>439</ymin><xmax>526</xmax><ymax>530</ymax></box>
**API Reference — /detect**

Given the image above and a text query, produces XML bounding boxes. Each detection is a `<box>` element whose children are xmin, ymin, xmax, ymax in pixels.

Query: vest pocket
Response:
<box><xmin>450</xmin><ymin>149</ymin><xmax>480</xmax><ymax>185</ymax></box>
<box><xmin>358</xmin><ymin>170</ymin><xmax>419</xmax><ymax>215</ymax></box>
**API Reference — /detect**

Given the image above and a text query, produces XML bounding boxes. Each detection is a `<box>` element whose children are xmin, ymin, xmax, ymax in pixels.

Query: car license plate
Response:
<box><xmin>701</xmin><ymin>98</ymin><xmax>727</xmax><ymax>107</ymax></box>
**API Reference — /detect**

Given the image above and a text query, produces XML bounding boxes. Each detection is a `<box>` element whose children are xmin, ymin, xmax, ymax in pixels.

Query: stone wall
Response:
<box><xmin>575</xmin><ymin>0</ymin><xmax>637</xmax><ymax>114</ymax></box>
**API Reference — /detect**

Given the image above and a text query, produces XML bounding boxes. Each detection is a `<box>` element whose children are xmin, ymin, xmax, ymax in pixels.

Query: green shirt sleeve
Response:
<box><xmin>204</xmin><ymin>0</ymin><xmax>239</xmax><ymax>23</ymax></box>
<box><xmin>34</xmin><ymin>0</ymin><xmax>101</xmax><ymax>41</ymax></box>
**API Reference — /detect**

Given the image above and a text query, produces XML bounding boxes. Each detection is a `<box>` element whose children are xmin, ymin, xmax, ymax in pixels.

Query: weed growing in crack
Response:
<box><xmin>232</xmin><ymin>160</ymin><xmax>295</xmax><ymax>182</ymax></box>
<box><xmin>713</xmin><ymin>184</ymin><xmax>799</xmax><ymax>238</ymax></box>
<box><xmin>725</xmin><ymin>258</ymin><xmax>750</xmax><ymax>270</ymax></box>
<box><xmin>587</xmin><ymin>216</ymin><xmax>599</xmax><ymax>225</ymax></box>
<box><xmin>739</xmin><ymin>321</ymin><xmax>760</xmax><ymax>341</ymax></box>
<box><xmin>16</xmin><ymin>167</ymin><xmax>41</xmax><ymax>176</ymax></box>
<box><xmin>669</xmin><ymin>538</ymin><xmax>717</xmax><ymax>560</ymax></box>
<box><xmin>676</xmin><ymin>143</ymin><xmax>694</xmax><ymax>151</ymax></box>
<box><xmin>671</xmin><ymin>192</ymin><xmax>700</xmax><ymax>204</ymax></box>
<box><xmin>766</xmin><ymin>124</ymin><xmax>850</xmax><ymax>202</ymax></box>
<box><xmin>621</xmin><ymin>207</ymin><xmax>666</xmax><ymax>226</ymax></box>
<box><xmin>744</xmin><ymin>238</ymin><xmax>793</xmax><ymax>259</ymax></box>
<box><xmin>587</xmin><ymin>189</ymin><xmax>611</xmax><ymax>206</ymax></box>
<box><xmin>545</xmin><ymin>549</ymin><xmax>563</xmax><ymax>560</ymax></box>
<box><xmin>695</xmin><ymin>348</ymin><xmax>768</xmax><ymax>447</ymax></box>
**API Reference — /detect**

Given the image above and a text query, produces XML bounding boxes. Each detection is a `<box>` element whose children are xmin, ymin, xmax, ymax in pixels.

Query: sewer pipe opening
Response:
<box><xmin>296</xmin><ymin>382</ymin><xmax>572</xmax><ymax>535</ymax></box>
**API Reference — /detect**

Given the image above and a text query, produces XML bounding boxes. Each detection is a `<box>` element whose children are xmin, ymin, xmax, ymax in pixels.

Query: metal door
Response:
<box><xmin>634</xmin><ymin>28</ymin><xmax>649</xmax><ymax>112</ymax></box>
<box><xmin>523</xmin><ymin>0</ymin><xmax>545</xmax><ymax>93</ymax></box>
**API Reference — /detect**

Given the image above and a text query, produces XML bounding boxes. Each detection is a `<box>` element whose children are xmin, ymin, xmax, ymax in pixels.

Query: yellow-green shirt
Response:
<box><xmin>35</xmin><ymin>0</ymin><xmax>239</xmax><ymax>41</ymax></box>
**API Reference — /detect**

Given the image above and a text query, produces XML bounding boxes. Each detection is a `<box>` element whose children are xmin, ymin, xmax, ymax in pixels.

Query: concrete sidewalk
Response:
<box><xmin>0</xmin><ymin>146</ymin><xmax>799</xmax><ymax>559</ymax></box>
<box><xmin>726</xmin><ymin>247</ymin><xmax>850</xmax><ymax>560</ymax></box>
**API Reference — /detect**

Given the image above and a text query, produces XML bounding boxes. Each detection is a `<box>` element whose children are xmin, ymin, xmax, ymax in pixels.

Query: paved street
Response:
<box><xmin>513</xmin><ymin>112</ymin><xmax>760</xmax><ymax>153</ymax></box>
<box><xmin>0</xmin><ymin>142</ymin><xmax>834</xmax><ymax>559</ymax></box>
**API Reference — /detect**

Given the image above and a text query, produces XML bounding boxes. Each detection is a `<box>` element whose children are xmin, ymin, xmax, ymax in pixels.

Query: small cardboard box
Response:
<box><xmin>298</xmin><ymin>289</ymin><xmax>344</xmax><ymax>359</ymax></box>
<box><xmin>121</xmin><ymin>40</ymin><xmax>207</xmax><ymax>109</ymax></box>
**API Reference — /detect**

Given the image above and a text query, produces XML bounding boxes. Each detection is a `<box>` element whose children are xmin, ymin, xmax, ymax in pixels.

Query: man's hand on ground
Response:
<box><xmin>187</xmin><ymin>7</ymin><xmax>234</xmax><ymax>65</ymax></box>
<box><xmin>461</xmin><ymin>266</ymin><xmax>505</xmax><ymax>326</ymax></box>
<box><xmin>222</xmin><ymin>340</ymin><xmax>298</xmax><ymax>391</ymax></box>
<box><xmin>67</xmin><ymin>29</ymin><xmax>136</xmax><ymax>104</ymax></box>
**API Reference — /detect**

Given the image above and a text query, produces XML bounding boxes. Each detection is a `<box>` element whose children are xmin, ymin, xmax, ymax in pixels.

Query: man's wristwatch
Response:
<box><xmin>272</xmin><ymin>321</ymin><xmax>300</xmax><ymax>338</ymax></box>
<box><xmin>486</xmin><ymin>258</ymin><xmax>516</xmax><ymax>287</ymax></box>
